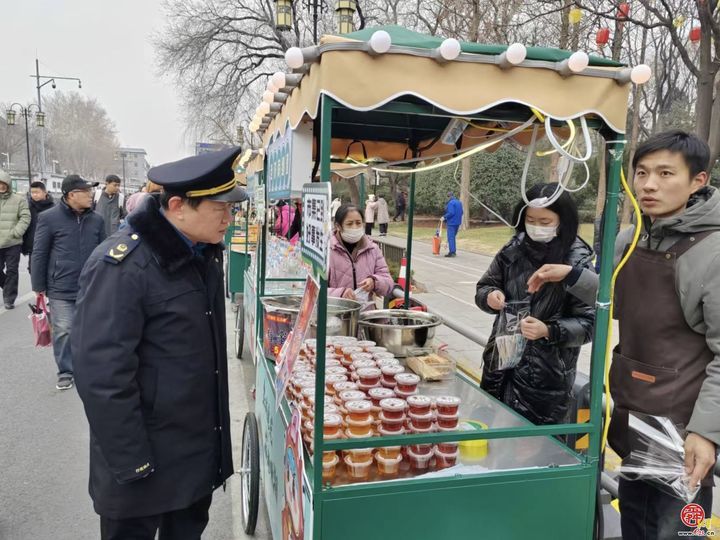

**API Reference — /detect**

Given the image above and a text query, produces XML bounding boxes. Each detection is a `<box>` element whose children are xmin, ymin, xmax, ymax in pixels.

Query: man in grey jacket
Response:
<box><xmin>0</xmin><ymin>169</ymin><xmax>31</xmax><ymax>309</ymax></box>
<box><xmin>527</xmin><ymin>131</ymin><xmax>719</xmax><ymax>539</ymax></box>
<box><xmin>94</xmin><ymin>174</ymin><xmax>126</xmax><ymax>236</ymax></box>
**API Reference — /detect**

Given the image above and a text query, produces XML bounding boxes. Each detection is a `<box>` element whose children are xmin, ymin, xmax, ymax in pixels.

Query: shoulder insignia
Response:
<box><xmin>104</xmin><ymin>234</ymin><xmax>141</xmax><ymax>264</ymax></box>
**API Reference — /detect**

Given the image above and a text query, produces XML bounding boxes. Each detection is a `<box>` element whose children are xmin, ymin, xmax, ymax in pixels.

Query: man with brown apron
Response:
<box><xmin>527</xmin><ymin>131</ymin><xmax>720</xmax><ymax>538</ymax></box>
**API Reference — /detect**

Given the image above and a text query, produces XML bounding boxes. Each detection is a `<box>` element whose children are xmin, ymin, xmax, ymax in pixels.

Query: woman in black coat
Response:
<box><xmin>475</xmin><ymin>183</ymin><xmax>596</xmax><ymax>425</ymax></box>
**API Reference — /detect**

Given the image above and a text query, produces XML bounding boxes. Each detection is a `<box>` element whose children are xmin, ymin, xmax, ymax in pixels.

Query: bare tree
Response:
<box><xmin>42</xmin><ymin>92</ymin><xmax>119</xmax><ymax>181</ymax></box>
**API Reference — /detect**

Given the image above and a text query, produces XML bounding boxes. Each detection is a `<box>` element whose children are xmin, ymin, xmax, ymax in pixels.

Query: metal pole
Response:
<box><xmin>24</xmin><ymin>110</ymin><xmax>32</xmax><ymax>183</ymax></box>
<box><xmin>312</xmin><ymin>94</ymin><xmax>333</xmax><ymax>496</ymax></box>
<box><xmin>404</xmin><ymin>170</ymin><xmax>416</xmax><ymax>308</ymax></box>
<box><xmin>122</xmin><ymin>155</ymin><xmax>126</xmax><ymax>195</ymax></box>
<box><xmin>36</xmin><ymin>59</ymin><xmax>46</xmax><ymax>180</ymax></box>
<box><xmin>584</xmin><ymin>138</ymin><xmax>624</xmax><ymax>538</ymax></box>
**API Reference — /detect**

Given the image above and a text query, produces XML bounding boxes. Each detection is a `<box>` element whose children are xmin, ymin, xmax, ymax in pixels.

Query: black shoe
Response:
<box><xmin>4</xmin><ymin>303</ymin><xmax>14</xmax><ymax>309</ymax></box>
<box><xmin>56</xmin><ymin>375</ymin><xmax>74</xmax><ymax>391</ymax></box>
<box><xmin>444</xmin><ymin>253</ymin><xmax>456</xmax><ymax>258</ymax></box>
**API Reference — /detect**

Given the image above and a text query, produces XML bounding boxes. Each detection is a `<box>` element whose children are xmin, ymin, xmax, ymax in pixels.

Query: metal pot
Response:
<box><xmin>358</xmin><ymin>309</ymin><xmax>443</xmax><ymax>357</ymax></box>
<box><xmin>261</xmin><ymin>295</ymin><xmax>362</xmax><ymax>359</ymax></box>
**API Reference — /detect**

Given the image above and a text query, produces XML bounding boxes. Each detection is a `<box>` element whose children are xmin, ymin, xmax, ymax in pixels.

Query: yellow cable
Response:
<box><xmin>600</xmin><ymin>167</ymin><xmax>643</xmax><ymax>452</ymax></box>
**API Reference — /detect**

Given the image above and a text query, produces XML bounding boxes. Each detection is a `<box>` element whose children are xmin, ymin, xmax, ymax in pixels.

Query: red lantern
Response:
<box><xmin>618</xmin><ymin>2</ymin><xmax>630</xmax><ymax>20</ymax></box>
<box><xmin>596</xmin><ymin>28</ymin><xmax>611</xmax><ymax>46</ymax></box>
<box><xmin>690</xmin><ymin>26</ymin><xmax>702</xmax><ymax>43</ymax></box>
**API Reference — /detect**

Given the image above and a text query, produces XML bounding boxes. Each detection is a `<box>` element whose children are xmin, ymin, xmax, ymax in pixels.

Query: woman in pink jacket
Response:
<box><xmin>328</xmin><ymin>204</ymin><xmax>395</xmax><ymax>301</ymax></box>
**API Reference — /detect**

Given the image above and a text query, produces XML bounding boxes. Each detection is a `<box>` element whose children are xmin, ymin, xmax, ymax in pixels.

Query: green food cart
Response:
<box><xmin>238</xmin><ymin>25</ymin><xmax>640</xmax><ymax>539</ymax></box>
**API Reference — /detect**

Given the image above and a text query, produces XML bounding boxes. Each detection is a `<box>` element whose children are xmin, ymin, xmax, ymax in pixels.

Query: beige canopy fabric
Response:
<box><xmin>261</xmin><ymin>49</ymin><xmax>631</xmax><ymax>158</ymax></box>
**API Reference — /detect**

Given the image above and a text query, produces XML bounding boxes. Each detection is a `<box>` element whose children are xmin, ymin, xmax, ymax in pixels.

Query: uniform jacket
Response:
<box><xmin>568</xmin><ymin>186</ymin><xmax>720</xmax><ymax>445</ymax></box>
<box><xmin>443</xmin><ymin>197</ymin><xmax>464</xmax><ymax>227</ymax></box>
<box><xmin>72</xmin><ymin>196</ymin><xmax>233</xmax><ymax>519</ymax></box>
<box><xmin>0</xmin><ymin>183</ymin><xmax>31</xmax><ymax>249</ymax></box>
<box><xmin>328</xmin><ymin>233</ymin><xmax>394</xmax><ymax>299</ymax></box>
<box><xmin>22</xmin><ymin>193</ymin><xmax>55</xmax><ymax>254</ymax></box>
<box><xmin>376</xmin><ymin>198</ymin><xmax>390</xmax><ymax>224</ymax></box>
<box><xmin>476</xmin><ymin>234</ymin><xmax>596</xmax><ymax>425</ymax></box>
<box><xmin>30</xmin><ymin>200</ymin><xmax>105</xmax><ymax>300</ymax></box>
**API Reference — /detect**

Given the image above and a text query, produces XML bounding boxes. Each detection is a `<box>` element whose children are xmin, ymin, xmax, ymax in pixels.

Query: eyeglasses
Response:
<box><xmin>69</xmin><ymin>189</ymin><xmax>92</xmax><ymax>195</ymax></box>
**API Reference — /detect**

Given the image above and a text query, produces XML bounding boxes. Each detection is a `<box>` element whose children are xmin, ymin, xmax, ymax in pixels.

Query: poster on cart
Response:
<box><xmin>300</xmin><ymin>182</ymin><xmax>332</xmax><ymax>280</ymax></box>
<box><xmin>275</xmin><ymin>276</ymin><xmax>319</xmax><ymax>409</ymax></box>
<box><xmin>281</xmin><ymin>408</ymin><xmax>305</xmax><ymax>540</ymax></box>
<box><xmin>266</xmin><ymin>121</ymin><xmax>313</xmax><ymax>200</ymax></box>
<box><xmin>254</xmin><ymin>184</ymin><xmax>266</xmax><ymax>224</ymax></box>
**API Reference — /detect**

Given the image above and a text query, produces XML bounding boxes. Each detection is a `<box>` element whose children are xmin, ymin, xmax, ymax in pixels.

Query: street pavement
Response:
<box><xmin>0</xmin><ymin>255</ymin><xmax>270</xmax><ymax>540</ymax></box>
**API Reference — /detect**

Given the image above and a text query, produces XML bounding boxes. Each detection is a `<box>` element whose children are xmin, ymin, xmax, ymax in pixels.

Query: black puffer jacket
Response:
<box><xmin>475</xmin><ymin>234</ymin><xmax>596</xmax><ymax>425</ymax></box>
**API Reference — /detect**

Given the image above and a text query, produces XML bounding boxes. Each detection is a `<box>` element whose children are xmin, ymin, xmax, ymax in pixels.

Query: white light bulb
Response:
<box><xmin>272</xmin><ymin>72</ymin><xmax>286</xmax><ymax>90</ymax></box>
<box><xmin>369</xmin><ymin>30</ymin><xmax>392</xmax><ymax>54</ymax></box>
<box><xmin>439</xmin><ymin>38</ymin><xmax>461</xmax><ymax>61</ymax></box>
<box><xmin>285</xmin><ymin>47</ymin><xmax>304</xmax><ymax>69</ymax></box>
<box><xmin>262</xmin><ymin>90</ymin><xmax>275</xmax><ymax>104</ymax></box>
<box><xmin>568</xmin><ymin>51</ymin><xmax>589</xmax><ymax>73</ymax></box>
<box><xmin>505</xmin><ymin>43</ymin><xmax>527</xmax><ymax>65</ymax></box>
<box><xmin>258</xmin><ymin>102</ymin><xmax>270</xmax><ymax>115</ymax></box>
<box><xmin>249</xmin><ymin>123</ymin><xmax>258</xmax><ymax>133</ymax></box>
<box><xmin>631</xmin><ymin>64</ymin><xmax>652</xmax><ymax>85</ymax></box>
<box><xmin>267</xmin><ymin>79</ymin><xmax>278</xmax><ymax>93</ymax></box>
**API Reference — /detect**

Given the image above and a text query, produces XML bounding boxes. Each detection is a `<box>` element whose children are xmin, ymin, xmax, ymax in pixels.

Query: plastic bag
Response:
<box><xmin>28</xmin><ymin>294</ymin><xmax>52</xmax><ymax>348</ymax></box>
<box><xmin>617</xmin><ymin>412</ymin><xmax>701</xmax><ymax>504</ymax></box>
<box><xmin>492</xmin><ymin>300</ymin><xmax>530</xmax><ymax>370</ymax></box>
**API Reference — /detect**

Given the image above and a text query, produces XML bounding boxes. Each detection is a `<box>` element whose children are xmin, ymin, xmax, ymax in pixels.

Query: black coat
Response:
<box><xmin>30</xmin><ymin>200</ymin><xmax>106</xmax><ymax>300</ymax></box>
<box><xmin>22</xmin><ymin>193</ymin><xmax>54</xmax><ymax>254</ymax></box>
<box><xmin>475</xmin><ymin>234</ymin><xmax>596</xmax><ymax>425</ymax></box>
<box><xmin>72</xmin><ymin>196</ymin><xmax>233</xmax><ymax>519</ymax></box>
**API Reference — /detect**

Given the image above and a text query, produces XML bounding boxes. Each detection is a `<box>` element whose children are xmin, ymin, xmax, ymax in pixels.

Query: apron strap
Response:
<box><xmin>667</xmin><ymin>230</ymin><xmax>719</xmax><ymax>257</ymax></box>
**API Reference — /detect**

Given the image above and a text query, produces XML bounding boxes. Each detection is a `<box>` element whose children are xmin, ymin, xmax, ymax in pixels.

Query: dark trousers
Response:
<box><xmin>365</xmin><ymin>222</ymin><xmax>374</xmax><ymax>235</ymax></box>
<box><xmin>394</xmin><ymin>207</ymin><xmax>405</xmax><ymax>221</ymax></box>
<box><xmin>0</xmin><ymin>244</ymin><xmax>21</xmax><ymax>305</ymax></box>
<box><xmin>100</xmin><ymin>494</ymin><xmax>212</xmax><ymax>540</ymax></box>
<box><xmin>619</xmin><ymin>477</ymin><xmax>713</xmax><ymax>539</ymax></box>
<box><xmin>379</xmin><ymin>223</ymin><xmax>388</xmax><ymax>235</ymax></box>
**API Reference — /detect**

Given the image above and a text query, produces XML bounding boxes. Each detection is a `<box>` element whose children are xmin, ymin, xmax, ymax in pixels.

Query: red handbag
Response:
<box><xmin>28</xmin><ymin>294</ymin><xmax>52</xmax><ymax>347</ymax></box>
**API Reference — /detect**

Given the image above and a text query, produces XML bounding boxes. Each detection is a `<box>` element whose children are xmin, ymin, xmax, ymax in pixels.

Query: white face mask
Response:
<box><xmin>340</xmin><ymin>226</ymin><xmax>364</xmax><ymax>244</ymax></box>
<box><xmin>525</xmin><ymin>223</ymin><xmax>558</xmax><ymax>243</ymax></box>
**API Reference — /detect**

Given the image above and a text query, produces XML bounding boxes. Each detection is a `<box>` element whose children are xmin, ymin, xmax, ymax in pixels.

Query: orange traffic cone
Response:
<box><xmin>398</xmin><ymin>257</ymin><xmax>407</xmax><ymax>290</ymax></box>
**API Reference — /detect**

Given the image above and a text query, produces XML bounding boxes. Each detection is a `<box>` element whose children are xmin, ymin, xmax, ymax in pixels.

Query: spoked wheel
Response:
<box><xmin>240</xmin><ymin>412</ymin><xmax>260</xmax><ymax>535</ymax></box>
<box><xmin>234</xmin><ymin>302</ymin><xmax>245</xmax><ymax>359</ymax></box>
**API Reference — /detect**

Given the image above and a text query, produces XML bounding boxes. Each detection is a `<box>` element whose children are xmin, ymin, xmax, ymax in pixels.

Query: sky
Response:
<box><xmin>1</xmin><ymin>0</ymin><xmax>191</xmax><ymax>166</ymax></box>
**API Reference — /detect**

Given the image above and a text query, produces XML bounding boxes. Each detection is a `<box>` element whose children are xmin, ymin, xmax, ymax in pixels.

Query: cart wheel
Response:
<box><xmin>234</xmin><ymin>303</ymin><xmax>245</xmax><ymax>359</ymax></box>
<box><xmin>240</xmin><ymin>412</ymin><xmax>260</xmax><ymax>535</ymax></box>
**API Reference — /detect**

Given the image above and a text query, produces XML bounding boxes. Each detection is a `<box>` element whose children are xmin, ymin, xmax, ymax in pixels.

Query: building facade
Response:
<box><xmin>115</xmin><ymin>147</ymin><xmax>150</xmax><ymax>194</ymax></box>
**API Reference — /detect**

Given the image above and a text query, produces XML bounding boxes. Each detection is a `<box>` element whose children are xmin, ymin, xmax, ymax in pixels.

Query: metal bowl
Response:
<box><xmin>358</xmin><ymin>309</ymin><xmax>443</xmax><ymax>357</ymax></box>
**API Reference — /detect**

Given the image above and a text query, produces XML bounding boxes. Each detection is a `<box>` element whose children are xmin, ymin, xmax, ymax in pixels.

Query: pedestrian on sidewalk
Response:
<box><xmin>94</xmin><ymin>174</ymin><xmax>126</xmax><ymax>236</ymax></box>
<box><xmin>526</xmin><ymin>131</ymin><xmax>720</xmax><ymax>539</ymax></box>
<box><xmin>31</xmin><ymin>174</ymin><xmax>105</xmax><ymax>390</ymax></box>
<box><xmin>394</xmin><ymin>190</ymin><xmax>406</xmax><ymax>221</ymax></box>
<box><xmin>377</xmin><ymin>195</ymin><xmax>390</xmax><ymax>236</ymax></box>
<box><xmin>22</xmin><ymin>180</ymin><xmax>55</xmax><ymax>273</ymax></box>
<box><xmin>125</xmin><ymin>180</ymin><xmax>162</xmax><ymax>214</ymax></box>
<box><xmin>330</xmin><ymin>197</ymin><xmax>342</xmax><ymax>219</ymax></box>
<box><xmin>73</xmin><ymin>147</ymin><xmax>247</xmax><ymax>540</ymax></box>
<box><xmin>442</xmin><ymin>191</ymin><xmax>463</xmax><ymax>257</ymax></box>
<box><xmin>364</xmin><ymin>194</ymin><xmax>378</xmax><ymax>235</ymax></box>
<box><xmin>475</xmin><ymin>182</ymin><xmax>595</xmax><ymax>427</ymax></box>
<box><xmin>0</xmin><ymin>169</ymin><xmax>31</xmax><ymax>310</ymax></box>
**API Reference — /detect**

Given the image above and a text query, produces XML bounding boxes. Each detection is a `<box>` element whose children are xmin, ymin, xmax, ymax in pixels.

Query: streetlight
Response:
<box><xmin>0</xmin><ymin>152</ymin><xmax>9</xmax><ymax>169</ymax></box>
<box><xmin>335</xmin><ymin>0</ymin><xmax>357</xmax><ymax>34</ymax></box>
<box><xmin>114</xmin><ymin>151</ymin><xmax>128</xmax><ymax>195</ymax></box>
<box><xmin>6</xmin><ymin>103</ymin><xmax>44</xmax><ymax>184</ymax></box>
<box><xmin>52</xmin><ymin>159</ymin><xmax>59</xmax><ymax>174</ymax></box>
<box><xmin>274</xmin><ymin>0</ymin><xmax>293</xmax><ymax>31</ymax></box>
<box><xmin>30</xmin><ymin>58</ymin><xmax>82</xmax><ymax>179</ymax></box>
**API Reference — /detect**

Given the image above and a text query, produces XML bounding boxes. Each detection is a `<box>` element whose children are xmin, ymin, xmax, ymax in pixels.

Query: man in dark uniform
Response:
<box><xmin>72</xmin><ymin>147</ymin><xmax>247</xmax><ymax>539</ymax></box>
